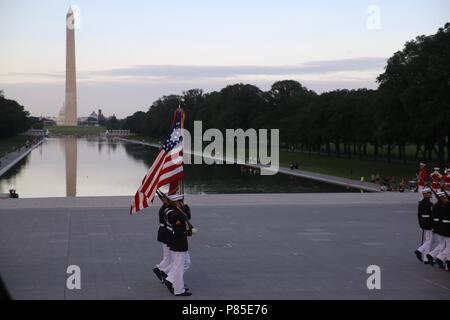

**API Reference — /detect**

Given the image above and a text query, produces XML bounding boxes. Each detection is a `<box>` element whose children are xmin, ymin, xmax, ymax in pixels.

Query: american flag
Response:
<box><xmin>130</xmin><ymin>109</ymin><xmax>185</xmax><ymax>214</ymax></box>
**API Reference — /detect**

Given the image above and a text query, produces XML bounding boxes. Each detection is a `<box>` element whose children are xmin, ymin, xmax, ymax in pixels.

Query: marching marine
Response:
<box><xmin>415</xmin><ymin>187</ymin><xmax>434</xmax><ymax>263</ymax></box>
<box><xmin>153</xmin><ymin>197</ymin><xmax>174</xmax><ymax>282</ymax></box>
<box><xmin>435</xmin><ymin>190</ymin><xmax>450</xmax><ymax>271</ymax></box>
<box><xmin>163</xmin><ymin>194</ymin><xmax>193</xmax><ymax>296</ymax></box>
<box><xmin>430</xmin><ymin>167</ymin><xmax>442</xmax><ymax>201</ymax></box>
<box><xmin>426</xmin><ymin>191</ymin><xmax>447</xmax><ymax>268</ymax></box>
<box><xmin>417</xmin><ymin>163</ymin><xmax>429</xmax><ymax>196</ymax></box>
<box><xmin>443</xmin><ymin>168</ymin><xmax>450</xmax><ymax>192</ymax></box>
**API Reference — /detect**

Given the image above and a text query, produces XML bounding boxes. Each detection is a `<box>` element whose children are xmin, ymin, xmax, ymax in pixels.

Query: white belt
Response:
<box><xmin>421</xmin><ymin>215</ymin><xmax>430</xmax><ymax>218</ymax></box>
<box><xmin>434</xmin><ymin>219</ymin><xmax>439</xmax><ymax>221</ymax></box>
<box><xmin>160</xmin><ymin>223</ymin><xmax>164</xmax><ymax>227</ymax></box>
<box><xmin>443</xmin><ymin>220</ymin><xmax>450</xmax><ymax>223</ymax></box>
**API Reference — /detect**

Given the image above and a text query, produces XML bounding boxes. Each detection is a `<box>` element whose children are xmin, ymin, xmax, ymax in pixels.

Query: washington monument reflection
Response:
<box><xmin>65</xmin><ymin>138</ymin><xmax>77</xmax><ymax>197</ymax></box>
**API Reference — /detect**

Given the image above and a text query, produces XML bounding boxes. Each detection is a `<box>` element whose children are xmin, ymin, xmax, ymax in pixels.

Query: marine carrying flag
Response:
<box><xmin>130</xmin><ymin>108</ymin><xmax>185</xmax><ymax>214</ymax></box>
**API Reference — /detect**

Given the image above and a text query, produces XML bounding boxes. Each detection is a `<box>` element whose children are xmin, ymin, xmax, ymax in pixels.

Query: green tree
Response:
<box><xmin>105</xmin><ymin>114</ymin><xmax>121</xmax><ymax>130</ymax></box>
<box><xmin>0</xmin><ymin>93</ymin><xmax>30</xmax><ymax>137</ymax></box>
<box><xmin>378</xmin><ymin>22</ymin><xmax>450</xmax><ymax>164</ymax></box>
<box><xmin>124</xmin><ymin>111</ymin><xmax>147</xmax><ymax>135</ymax></box>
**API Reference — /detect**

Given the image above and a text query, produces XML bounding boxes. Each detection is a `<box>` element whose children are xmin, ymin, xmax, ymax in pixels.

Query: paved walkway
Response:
<box><xmin>1</xmin><ymin>193</ymin><xmax>449</xmax><ymax>300</ymax></box>
<box><xmin>0</xmin><ymin>192</ymin><xmax>418</xmax><ymax>209</ymax></box>
<box><xmin>0</xmin><ymin>138</ymin><xmax>44</xmax><ymax>178</ymax></box>
<box><xmin>246</xmin><ymin>163</ymin><xmax>381</xmax><ymax>192</ymax></box>
<box><xmin>118</xmin><ymin>138</ymin><xmax>381</xmax><ymax>192</ymax></box>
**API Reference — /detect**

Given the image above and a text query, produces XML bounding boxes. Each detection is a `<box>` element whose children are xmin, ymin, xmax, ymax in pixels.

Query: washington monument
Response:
<box><xmin>64</xmin><ymin>6</ymin><xmax>77</xmax><ymax>126</ymax></box>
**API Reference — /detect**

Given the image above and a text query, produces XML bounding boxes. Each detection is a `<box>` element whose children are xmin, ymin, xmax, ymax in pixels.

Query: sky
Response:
<box><xmin>0</xmin><ymin>0</ymin><xmax>449</xmax><ymax>118</ymax></box>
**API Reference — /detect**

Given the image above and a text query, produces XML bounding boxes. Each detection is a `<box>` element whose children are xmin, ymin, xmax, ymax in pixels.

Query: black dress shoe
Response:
<box><xmin>152</xmin><ymin>268</ymin><xmax>163</xmax><ymax>281</ymax></box>
<box><xmin>426</xmin><ymin>254</ymin><xmax>435</xmax><ymax>266</ymax></box>
<box><xmin>175</xmin><ymin>291</ymin><xmax>192</xmax><ymax>296</ymax></box>
<box><xmin>164</xmin><ymin>280</ymin><xmax>174</xmax><ymax>294</ymax></box>
<box><xmin>436</xmin><ymin>258</ymin><xmax>445</xmax><ymax>269</ymax></box>
<box><xmin>414</xmin><ymin>250</ymin><xmax>423</xmax><ymax>262</ymax></box>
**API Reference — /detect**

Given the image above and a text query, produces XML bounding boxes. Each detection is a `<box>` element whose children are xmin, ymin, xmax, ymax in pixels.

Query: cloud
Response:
<box><xmin>1</xmin><ymin>57</ymin><xmax>386</xmax><ymax>117</ymax></box>
<box><xmin>0</xmin><ymin>57</ymin><xmax>387</xmax><ymax>83</ymax></box>
<box><xmin>89</xmin><ymin>57</ymin><xmax>387</xmax><ymax>80</ymax></box>
<box><xmin>1</xmin><ymin>75</ymin><xmax>380</xmax><ymax>118</ymax></box>
<box><xmin>1</xmin><ymin>71</ymin><xmax>64</xmax><ymax>78</ymax></box>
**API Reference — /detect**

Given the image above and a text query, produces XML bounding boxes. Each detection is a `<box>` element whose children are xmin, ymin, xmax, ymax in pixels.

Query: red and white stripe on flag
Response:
<box><xmin>130</xmin><ymin>109</ymin><xmax>185</xmax><ymax>214</ymax></box>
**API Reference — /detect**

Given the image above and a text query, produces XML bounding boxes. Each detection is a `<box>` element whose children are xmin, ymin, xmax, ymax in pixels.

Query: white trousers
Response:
<box><xmin>166</xmin><ymin>251</ymin><xmax>191</xmax><ymax>295</ymax></box>
<box><xmin>417</xmin><ymin>230</ymin><xmax>434</xmax><ymax>257</ymax></box>
<box><xmin>418</xmin><ymin>185</ymin><xmax>425</xmax><ymax>200</ymax></box>
<box><xmin>436</xmin><ymin>237</ymin><xmax>450</xmax><ymax>262</ymax></box>
<box><xmin>157</xmin><ymin>244</ymin><xmax>172</xmax><ymax>274</ymax></box>
<box><xmin>183</xmin><ymin>251</ymin><xmax>191</xmax><ymax>273</ymax></box>
<box><xmin>429</xmin><ymin>234</ymin><xmax>445</xmax><ymax>259</ymax></box>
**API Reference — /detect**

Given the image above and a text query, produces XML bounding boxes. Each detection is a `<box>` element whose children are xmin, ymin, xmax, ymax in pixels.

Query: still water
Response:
<box><xmin>0</xmin><ymin>138</ymin><xmax>351</xmax><ymax>198</ymax></box>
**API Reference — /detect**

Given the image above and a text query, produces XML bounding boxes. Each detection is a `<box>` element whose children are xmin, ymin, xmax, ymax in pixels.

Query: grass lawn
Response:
<box><xmin>314</xmin><ymin>143</ymin><xmax>447</xmax><ymax>163</ymax></box>
<box><xmin>280</xmin><ymin>150</ymin><xmax>417</xmax><ymax>182</ymax></box>
<box><xmin>45</xmin><ymin>126</ymin><xmax>107</xmax><ymax>135</ymax></box>
<box><xmin>0</xmin><ymin>135</ymin><xmax>34</xmax><ymax>156</ymax></box>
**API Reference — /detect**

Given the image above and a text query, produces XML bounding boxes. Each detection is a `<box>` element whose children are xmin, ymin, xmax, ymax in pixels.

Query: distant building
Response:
<box><xmin>56</xmin><ymin>102</ymin><xmax>66</xmax><ymax>126</ymax></box>
<box><xmin>77</xmin><ymin>117</ymin><xmax>88</xmax><ymax>124</ymax></box>
<box><xmin>78</xmin><ymin>110</ymin><xmax>99</xmax><ymax>126</ymax></box>
<box><xmin>87</xmin><ymin>111</ymin><xmax>98</xmax><ymax>124</ymax></box>
<box><xmin>41</xmin><ymin>117</ymin><xmax>57</xmax><ymax>126</ymax></box>
<box><xmin>98</xmin><ymin>109</ymin><xmax>106</xmax><ymax>125</ymax></box>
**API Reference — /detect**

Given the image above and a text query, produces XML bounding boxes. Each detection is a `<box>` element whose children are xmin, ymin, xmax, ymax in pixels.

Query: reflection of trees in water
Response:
<box><xmin>123</xmin><ymin>143</ymin><xmax>155</xmax><ymax>166</ymax></box>
<box><xmin>0</xmin><ymin>156</ymin><xmax>29</xmax><ymax>180</ymax></box>
<box><xmin>85</xmin><ymin>139</ymin><xmax>97</xmax><ymax>147</ymax></box>
<box><xmin>183</xmin><ymin>164</ymin><xmax>351</xmax><ymax>194</ymax></box>
<box><xmin>122</xmin><ymin>142</ymin><xmax>349</xmax><ymax>194</ymax></box>
<box><xmin>65</xmin><ymin>137</ymin><xmax>77</xmax><ymax>197</ymax></box>
<box><xmin>108</xmin><ymin>139</ymin><xmax>118</xmax><ymax>152</ymax></box>
<box><xmin>62</xmin><ymin>137</ymin><xmax>120</xmax><ymax>155</ymax></box>
<box><xmin>0</xmin><ymin>156</ymin><xmax>30</xmax><ymax>193</ymax></box>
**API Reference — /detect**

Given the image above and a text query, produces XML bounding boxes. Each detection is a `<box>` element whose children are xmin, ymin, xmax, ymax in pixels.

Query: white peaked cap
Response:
<box><xmin>434</xmin><ymin>167</ymin><xmax>440</xmax><ymax>171</ymax></box>
<box><xmin>168</xmin><ymin>194</ymin><xmax>184</xmax><ymax>201</ymax></box>
<box><xmin>421</xmin><ymin>187</ymin><xmax>432</xmax><ymax>194</ymax></box>
<box><xmin>437</xmin><ymin>191</ymin><xmax>445</xmax><ymax>197</ymax></box>
<box><xmin>420</xmin><ymin>163</ymin><xmax>426</xmax><ymax>166</ymax></box>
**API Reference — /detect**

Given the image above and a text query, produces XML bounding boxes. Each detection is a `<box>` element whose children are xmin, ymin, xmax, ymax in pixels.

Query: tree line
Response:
<box><xmin>0</xmin><ymin>91</ymin><xmax>40</xmax><ymax>138</ymax></box>
<box><xmin>124</xmin><ymin>23</ymin><xmax>450</xmax><ymax>165</ymax></box>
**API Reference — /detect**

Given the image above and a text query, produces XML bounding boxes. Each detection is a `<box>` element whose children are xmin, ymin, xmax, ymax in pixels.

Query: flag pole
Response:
<box><xmin>179</xmin><ymin>98</ymin><xmax>185</xmax><ymax>197</ymax></box>
<box><xmin>177</xmin><ymin>102</ymin><xmax>192</xmax><ymax>232</ymax></box>
<box><xmin>130</xmin><ymin>98</ymin><xmax>186</xmax><ymax>214</ymax></box>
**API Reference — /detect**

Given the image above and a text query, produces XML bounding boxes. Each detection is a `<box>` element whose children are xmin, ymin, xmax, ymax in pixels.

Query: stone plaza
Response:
<box><xmin>0</xmin><ymin>193</ymin><xmax>449</xmax><ymax>299</ymax></box>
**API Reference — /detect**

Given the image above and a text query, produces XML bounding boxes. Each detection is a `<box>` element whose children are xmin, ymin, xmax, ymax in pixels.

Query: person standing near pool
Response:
<box><xmin>415</xmin><ymin>187</ymin><xmax>434</xmax><ymax>263</ymax></box>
